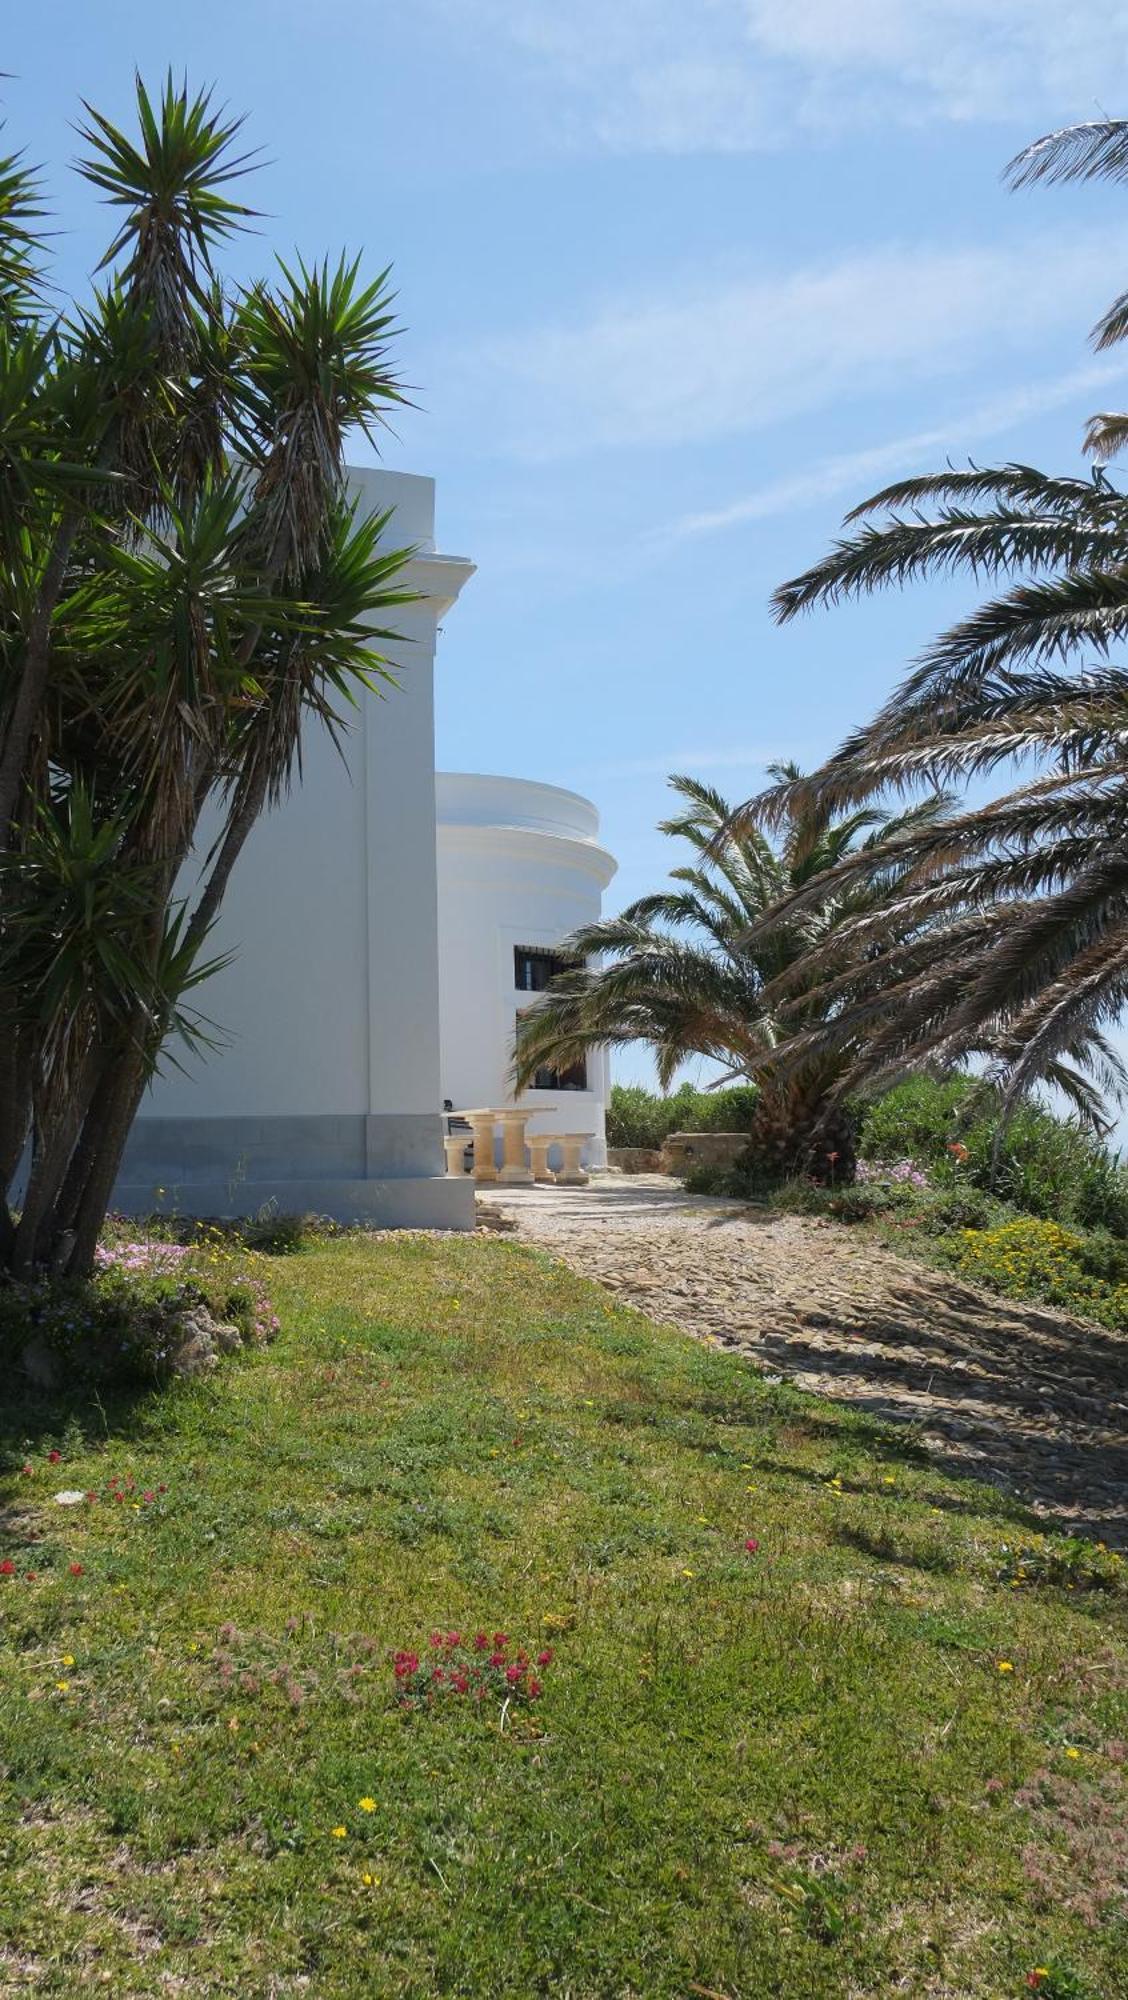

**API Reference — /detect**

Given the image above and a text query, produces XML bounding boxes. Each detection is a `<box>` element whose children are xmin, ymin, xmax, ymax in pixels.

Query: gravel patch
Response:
<box><xmin>483</xmin><ymin>1177</ymin><xmax>1128</xmax><ymax>1547</ymax></box>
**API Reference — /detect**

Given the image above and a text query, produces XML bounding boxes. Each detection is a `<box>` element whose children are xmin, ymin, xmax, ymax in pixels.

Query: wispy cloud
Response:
<box><xmin>657</xmin><ymin>358</ymin><xmax>1128</xmax><ymax>543</ymax></box>
<box><xmin>444</xmin><ymin>232</ymin><xmax>1128</xmax><ymax>460</ymax></box>
<box><xmin>427</xmin><ymin>0</ymin><xmax>1128</xmax><ymax>154</ymax></box>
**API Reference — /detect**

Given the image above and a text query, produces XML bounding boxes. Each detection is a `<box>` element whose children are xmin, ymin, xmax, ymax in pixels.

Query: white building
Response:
<box><xmin>114</xmin><ymin>469</ymin><xmax>616</xmax><ymax>1225</ymax></box>
<box><xmin>436</xmin><ymin>773</ymin><xmax>617</xmax><ymax>1168</ymax></box>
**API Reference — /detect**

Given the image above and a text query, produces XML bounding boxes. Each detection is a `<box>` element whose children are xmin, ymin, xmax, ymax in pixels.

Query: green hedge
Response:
<box><xmin>606</xmin><ymin>1082</ymin><xmax>759</xmax><ymax>1150</ymax></box>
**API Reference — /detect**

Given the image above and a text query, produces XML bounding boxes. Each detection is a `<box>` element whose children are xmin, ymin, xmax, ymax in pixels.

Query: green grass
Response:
<box><xmin>2</xmin><ymin>1234</ymin><xmax>1126</xmax><ymax>1998</ymax></box>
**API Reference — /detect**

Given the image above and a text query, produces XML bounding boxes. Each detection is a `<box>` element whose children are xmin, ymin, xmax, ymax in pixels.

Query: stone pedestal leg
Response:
<box><xmin>556</xmin><ymin>1134</ymin><xmax>590</xmax><ymax>1186</ymax></box>
<box><xmin>467</xmin><ymin>1113</ymin><xmax>499</xmax><ymax>1184</ymax></box>
<box><xmin>443</xmin><ymin>1134</ymin><xmax>468</xmax><ymax>1176</ymax></box>
<box><xmin>498</xmin><ymin>1111</ymin><xmax>534</xmax><ymax>1185</ymax></box>
<box><xmin>528</xmin><ymin>1135</ymin><xmax>556</xmax><ymax>1184</ymax></box>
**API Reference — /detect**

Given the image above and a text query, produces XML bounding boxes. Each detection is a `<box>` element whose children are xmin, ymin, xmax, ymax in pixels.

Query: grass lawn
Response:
<box><xmin>2</xmin><ymin>1232</ymin><xmax>1127</xmax><ymax>1998</ymax></box>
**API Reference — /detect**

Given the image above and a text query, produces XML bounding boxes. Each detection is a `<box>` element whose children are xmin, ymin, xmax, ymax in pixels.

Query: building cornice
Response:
<box><xmin>437</xmin><ymin>819</ymin><xmax>618</xmax><ymax>889</ymax></box>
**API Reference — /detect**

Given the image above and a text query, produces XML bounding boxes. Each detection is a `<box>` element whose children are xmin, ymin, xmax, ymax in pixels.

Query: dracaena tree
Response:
<box><xmin>513</xmin><ymin>771</ymin><xmax>954</xmax><ymax>1181</ymax></box>
<box><xmin>0</xmin><ymin>75</ymin><xmax>415</xmax><ymax>1276</ymax></box>
<box><xmin>722</xmin><ymin>117</ymin><xmax>1128</xmax><ymax>1130</ymax></box>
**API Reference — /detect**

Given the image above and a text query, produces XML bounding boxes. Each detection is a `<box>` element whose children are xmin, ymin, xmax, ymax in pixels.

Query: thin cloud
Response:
<box><xmin>427</xmin><ymin>0</ymin><xmax>1128</xmax><ymax>154</ymax></box>
<box><xmin>445</xmin><ymin>232</ymin><xmax>1128</xmax><ymax>460</ymax></box>
<box><xmin>657</xmin><ymin>358</ymin><xmax>1128</xmax><ymax>543</ymax></box>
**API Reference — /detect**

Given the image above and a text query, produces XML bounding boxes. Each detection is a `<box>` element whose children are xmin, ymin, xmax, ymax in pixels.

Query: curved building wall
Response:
<box><xmin>436</xmin><ymin>773</ymin><xmax>617</xmax><ymax>1167</ymax></box>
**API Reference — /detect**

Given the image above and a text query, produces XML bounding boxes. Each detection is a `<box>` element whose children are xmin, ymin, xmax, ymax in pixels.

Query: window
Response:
<box><xmin>514</xmin><ymin>945</ymin><xmax>575</xmax><ymax>993</ymax></box>
<box><xmin>516</xmin><ymin>1009</ymin><xmax>587</xmax><ymax>1092</ymax></box>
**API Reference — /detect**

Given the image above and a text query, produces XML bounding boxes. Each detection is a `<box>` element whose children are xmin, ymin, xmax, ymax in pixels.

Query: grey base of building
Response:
<box><xmin>113</xmin><ymin>1112</ymin><xmax>476</xmax><ymax>1230</ymax></box>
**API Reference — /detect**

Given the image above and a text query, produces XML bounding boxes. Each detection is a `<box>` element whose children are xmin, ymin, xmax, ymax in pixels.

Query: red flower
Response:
<box><xmin>451</xmin><ymin>1673</ymin><xmax>469</xmax><ymax>1693</ymax></box>
<box><xmin>489</xmin><ymin>1651</ymin><xmax>506</xmax><ymax>1668</ymax></box>
<box><xmin>142</xmin><ymin>1491</ymin><xmax>154</xmax><ymax>1503</ymax></box>
<box><xmin>429</xmin><ymin>1631</ymin><xmax>443</xmax><ymax>1648</ymax></box>
<box><xmin>745</xmin><ymin>1537</ymin><xmax>760</xmax><ymax>1555</ymax></box>
<box><xmin>0</xmin><ymin>1559</ymin><xmax>14</xmax><ymax>1576</ymax></box>
<box><xmin>473</xmin><ymin>1632</ymin><xmax>489</xmax><ymax>1650</ymax></box>
<box><xmin>536</xmin><ymin>1649</ymin><xmax>553</xmax><ymax>1667</ymax></box>
<box><xmin>20</xmin><ymin>1464</ymin><xmax>31</xmax><ymax>1476</ymax></box>
<box><xmin>505</xmin><ymin>1664</ymin><xmax>522</xmax><ymax>1685</ymax></box>
<box><xmin>528</xmin><ymin>1677</ymin><xmax>542</xmax><ymax>1698</ymax></box>
<box><xmin>445</xmin><ymin>1630</ymin><xmax>461</xmax><ymax>1647</ymax></box>
<box><xmin>85</xmin><ymin>1492</ymin><xmax>97</xmax><ymax>1503</ymax></box>
<box><xmin>47</xmin><ymin>1450</ymin><xmax>61</xmax><ymax>1464</ymax></box>
<box><xmin>493</xmin><ymin>1631</ymin><xmax>508</xmax><ymax>1647</ymax></box>
<box><xmin>69</xmin><ymin>1563</ymin><xmax>83</xmax><ymax>1577</ymax></box>
<box><xmin>24</xmin><ymin>1570</ymin><xmax>36</xmax><ymax>1581</ymax></box>
<box><xmin>432</xmin><ymin>1666</ymin><xmax>446</xmax><ymax>1682</ymax></box>
<box><xmin>158</xmin><ymin>1483</ymin><xmax>167</xmax><ymax>1493</ymax></box>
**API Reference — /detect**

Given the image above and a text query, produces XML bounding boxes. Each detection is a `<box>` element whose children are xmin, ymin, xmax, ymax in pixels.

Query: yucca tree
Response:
<box><xmin>514</xmin><ymin>771</ymin><xmax>953</xmax><ymax>1180</ymax></box>
<box><xmin>724</xmin><ymin>117</ymin><xmax>1128</xmax><ymax>1128</ymax></box>
<box><xmin>0</xmin><ymin>75</ymin><xmax>414</xmax><ymax>1277</ymax></box>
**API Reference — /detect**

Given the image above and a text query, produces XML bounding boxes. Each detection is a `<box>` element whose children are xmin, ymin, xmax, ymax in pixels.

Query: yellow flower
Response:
<box><xmin>358</xmin><ymin>1797</ymin><xmax>376</xmax><ymax>1812</ymax></box>
<box><xmin>997</xmin><ymin>1660</ymin><xmax>1015</xmax><ymax>1674</ymax></box>
<box><xmin>1065</xmin><ymin>1747</ymin><xmax>1081</xmax><ymax>1759</ymax></box>
<box><xmin>330</xmin><ymin>1826</ymin><xmax>347</xmax><ymax>1839</ymax></box>
<box><xmin>882</xmin><ymin>1476</ymin><xmax>895</xmax><ymax>1486</ymax></box>
<box><xmin>681</xmin><ymin>1568</ymin><xmax>695</xmax><ymax>1579</ymax></box>
<box><xmin>55</xmin><ymin>1680</ymin><xmax>69</xmax><ymax>1693</ymax></box>
<box><xmin>361</xmin><ymin>1871</ymin><xmax>380</xmax><ymax>1886</ymax></box>
<box><xmin>61</xmin><ymin>1655</ymin><xmax>75</xmax><ymax>1667</ymax></box>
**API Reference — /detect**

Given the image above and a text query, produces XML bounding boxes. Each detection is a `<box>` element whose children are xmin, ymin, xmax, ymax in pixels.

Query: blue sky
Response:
<box><xmin>11</xmin><ymin>3</ymin><xmax>1128</xmax><ymax>1092</ymax></box>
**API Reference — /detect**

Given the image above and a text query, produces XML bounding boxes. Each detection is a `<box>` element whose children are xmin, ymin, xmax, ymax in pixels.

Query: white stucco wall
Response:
<box><xmin>436</xmin><ymin>773</ymin><xmax>617</xmax><ymax>1167</ymax></box>
<box><xmin>119</xmin><ymin>468</ymin><xmax>477</xmax><ymax>1227</ymax></box>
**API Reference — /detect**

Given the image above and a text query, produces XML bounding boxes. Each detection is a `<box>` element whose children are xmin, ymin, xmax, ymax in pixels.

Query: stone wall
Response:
<box><xmin>660</xmin><ymin>1132</ymin><xmax>749</xmax><ymax>1175</ymax></box>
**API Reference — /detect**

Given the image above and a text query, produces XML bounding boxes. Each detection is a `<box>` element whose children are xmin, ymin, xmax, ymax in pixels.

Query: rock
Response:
<box><xmin>20</xmin><ymin>1336</ymin><xmax>62</xmax><ymax>1392</ymax></box>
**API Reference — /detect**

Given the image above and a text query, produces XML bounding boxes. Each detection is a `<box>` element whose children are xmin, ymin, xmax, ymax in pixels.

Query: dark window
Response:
<box><xmin>514</xmin><ymin>945</ymin><xmax>575</xmax><ymax>992</ymax></box>
<box><xmin>516</xmin><ymin>1009</ymin><xmax>587</xmax><ymax>1092</ymax></box>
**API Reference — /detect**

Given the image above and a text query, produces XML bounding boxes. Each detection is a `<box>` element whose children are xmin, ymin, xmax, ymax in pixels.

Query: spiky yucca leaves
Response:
<box><xmin>0</xmin><ymin>77</ymin><xmax>415</xmax><ymax>1278</ymax></box>
<box><xmin>514</xmin><ymin>772</ymin><xmax>951</xmax><ymax>1182</ymax></box>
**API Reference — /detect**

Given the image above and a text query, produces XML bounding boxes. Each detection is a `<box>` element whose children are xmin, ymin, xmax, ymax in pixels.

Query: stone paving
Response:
<box><xmin>481</xmin><ymin>1176</ymin><xmax>1128</xmax><ymax>1547</ymax></box>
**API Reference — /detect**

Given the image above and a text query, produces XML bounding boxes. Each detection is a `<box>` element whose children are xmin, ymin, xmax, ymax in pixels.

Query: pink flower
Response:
<box><xmin>20</xmin><ymin>1464</ymin><xmax>31</xmax><ymax>1477</ymax></box>
<box><xmin>536</xmin><ymin>1649</ymin><xmax>553</xmax><ymax>1667</ymax></box>
<box><xmin>489</xmin><ymin>1651</ymin><xmax>506</xmax><ymax>1668</ymax></box>
<box><xmin>429</xmin><ymin>1631</ymin><xmax>443</xmax><ymax>1648</ymax></box>
<box><xmin>527</xmin><ymin>1677</ymin><xmax>542</xmax><ymax>1698</ymax></box>
<box><xmin>745</xmin><ymin>1538</ymin><xmax>760</xmax><ymax>1554</ymax></box>
<box><xmin>142</xmin><ymin>1492</ymin><xmax>154</xmax><ymax>1504</ymax></box>
<box><xmin>505</xmin><ymin>1664</ymin><xmax>522</xmax><ymax>1685</ymax></box>
<box><xmin>47</xmin><ymin>1450</ymin><xmax>61</xmax><ymax>1464</ymax></box>
<box><xmin>445</xmin><ymin>1631</ymin><xmax>461</xmax><ymax>1647</ymax></box>
<box><xmin>493</xmin><ymin>1632</ymin><xmax>509</xmax><ymax>1648</ymax></box>
<box><xmin>473</xmin><ymin>1632</ymin><xmax>489</xmax><ymax>1650</ymax></box>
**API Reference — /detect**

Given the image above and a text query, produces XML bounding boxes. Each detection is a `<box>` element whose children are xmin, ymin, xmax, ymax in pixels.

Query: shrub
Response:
<box><xmin>0</xmin><ymin>1240</ymin><xmax>279</xmax><ymax>1389</ymax></box>
<box><xmin>859</xmin><ymin>1076</ymin><xmax>1128</xmax><ymax>1237</ymax></box>
<box><xmin>607</xmin><ymin>1082</ymin><xmax>759</xmax><ymax>1150</ymax></box>
<box><xmin>948</xmin><ymin>1218</ymin><xmax>1128</xmax><ymax>1329</ymax></box>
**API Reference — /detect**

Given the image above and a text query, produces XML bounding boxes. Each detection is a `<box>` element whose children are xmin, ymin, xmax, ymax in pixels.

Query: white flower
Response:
<box><xmin>53</xmin><ymin>1490</ymin><xmax>86</xmax><ymax>1506</ymax></box>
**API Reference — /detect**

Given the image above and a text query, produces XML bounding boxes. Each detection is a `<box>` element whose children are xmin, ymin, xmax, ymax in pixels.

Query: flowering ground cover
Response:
<box><xmin>1</xmin><ymin>1233</ymin><xmax>1126</xmax><ymax>1997</ymax></box>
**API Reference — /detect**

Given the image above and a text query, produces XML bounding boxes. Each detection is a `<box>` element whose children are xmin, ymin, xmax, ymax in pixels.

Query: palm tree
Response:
<box><xmin>0</xmin><ymin>77</ymin><xmax>413</xmax><ymax>1277</ymax></box>
<box><xmin>513</xmin><ymin>770</ymin><xmax>951</xmax><ymax>1181</ymax></box>
<box><xmin>722</xmin><ymin>117</ymin><xmax>1128</xmax><ymax>1126</ymax></box>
